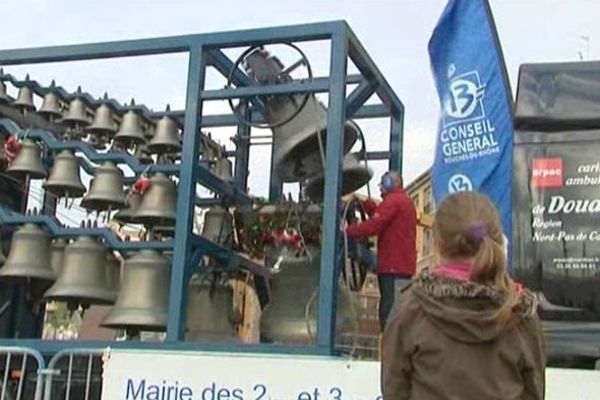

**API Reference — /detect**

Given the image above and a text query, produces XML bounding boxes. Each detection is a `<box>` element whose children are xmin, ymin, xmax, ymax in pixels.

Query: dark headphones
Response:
<box><xmin>381</xmin><ymin>173</ymin><xmax>395</xmax><ymax>192</ymax></box>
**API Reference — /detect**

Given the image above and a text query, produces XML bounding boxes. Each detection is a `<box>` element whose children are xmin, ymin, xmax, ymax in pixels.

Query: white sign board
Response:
<box><xmin>101</xmin><ymin>350</ymin><xmax>600</xmax><ymax>400</ymax></box>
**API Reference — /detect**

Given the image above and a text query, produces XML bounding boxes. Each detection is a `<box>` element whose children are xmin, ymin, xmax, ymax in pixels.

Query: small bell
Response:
<box><xmin>0</xmin><ymin>224</ymin><xmax>55</xmax><ymax>283</ymax></box>
<box><xmin>135</xmin><ymin>173</ymin><xmax>177</xmax><ymax>227</ymax></box>
<box><xmin>6</xmin><ymin>139</ymin><xmax>47</xmax><ymax>180</ymax></box>
<box><xmin>81</xmin><ymin>161</ymin><xmax>126</xmax><ymax>212</ymax></box>
<box><xmin>114</xmin><ymin>101</ymin><xmax>146</xmax><ymax>147</ymax></box>
<box><xmin>87</xmin><ymin>96</ymin><xmax>117</xmax><ymax>138</ymax></box>
<box><xmin>12</xmin><ymin>81</ymin><xmax>36</xmax><ymax>113</ymax></box>
<box><xmin>38</xmin><ymin>82</ymin><xmax>62</xmax><ymax>120</ymax></box>
<box><xmin>43</xmin><ymin>150</ymin><xmax>86</xmax><ymax>198</ymax></box>
<box><xmin>147</xmin><ymin>106</ymin><xmax>181</xmax><ymax>154</ymax></box>
<box><xmin>61</xmin><ymin>91</ymin><xmax>90</xmax><ymax>128</ymax></box>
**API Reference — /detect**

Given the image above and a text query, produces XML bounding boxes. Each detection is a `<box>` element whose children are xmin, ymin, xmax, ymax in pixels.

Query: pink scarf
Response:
<box><xmin>434</xmin><ymin>261</ymin><xmax>473</xmax><ymax>281</ymax></box>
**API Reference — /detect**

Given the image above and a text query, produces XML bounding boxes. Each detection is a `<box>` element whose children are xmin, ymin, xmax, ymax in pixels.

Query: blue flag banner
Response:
<box><xmin>429</xmin><ymin>0</ymin><xmax>514</xmax><ymax>259</ymax></box>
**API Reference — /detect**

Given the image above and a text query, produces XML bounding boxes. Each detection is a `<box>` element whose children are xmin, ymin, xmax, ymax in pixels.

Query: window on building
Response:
<box><xmin>411</xmin><ymin>194</ymin><xmax>420</xmax><ymax>211</ymax></box>
<box><xmin>423</xmin><ymin>186</ymin><xmax>433</xmax><ymax>214</ymax></box>
<box><xmin>422</xmin><ymin>227</ymin><xmax>433</xmax><ymax>256</ymax></box>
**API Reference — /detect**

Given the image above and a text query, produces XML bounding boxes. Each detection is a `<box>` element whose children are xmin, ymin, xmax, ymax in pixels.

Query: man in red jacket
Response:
<box><xmin>345</xmin><ymin>171</ymin><xmax>417</xmax><ymax>332</ymax></box>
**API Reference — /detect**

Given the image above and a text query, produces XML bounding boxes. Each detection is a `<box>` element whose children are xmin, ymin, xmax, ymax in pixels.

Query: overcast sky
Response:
<box><xmin>1</xmin><ymin>0</ymin><xmax>598</xmax><ymax>200</ymax></box>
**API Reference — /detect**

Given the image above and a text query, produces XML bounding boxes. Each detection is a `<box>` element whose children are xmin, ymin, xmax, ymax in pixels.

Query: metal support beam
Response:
<box><xmin>316</xmin><ymin>26</ymin><xmax>348</xmax><ymax>352</ymax></box>
<box><xmin>234</xmin><ymin>112</ymin><xmax>251</xmax><ymax>190</ymax></box>
<box><xmin>345</xmin><ymin>79</ymin><xmax>377</xmax><ymax>118</ymax></box>
<box><xmin>167</xmin><ymin>48</ymin><xmax>206</xmax><ymax>342</ymax></box>
<box><xmin>389</xmin><ymin>114</ymin><xmax>404</xmax><ymax>174</ymax></box>
<box><xmin>346</xmin><ymin>26</ymin><xmax>405</xmax><ymax>119</ymax></box>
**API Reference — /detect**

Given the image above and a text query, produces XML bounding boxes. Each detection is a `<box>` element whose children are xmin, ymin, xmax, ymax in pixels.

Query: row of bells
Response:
<box><xmin>0</xmin><ymin>216</ymin><xmax>240</xmax><ymax>337</ymax></box>
<box><xmin>5</xmin><ymin>139</ymin><xmax>233</xmax><ymax>221</ymax></box>
<box><xmin>0</xmin><ymin>77</ymin><xmax>183</xmax><ymax>154</ymax></box>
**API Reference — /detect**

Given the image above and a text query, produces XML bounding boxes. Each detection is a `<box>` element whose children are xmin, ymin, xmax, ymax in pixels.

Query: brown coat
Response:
<box><xmin>382</xmin><ymin>269</ymin><xmax>545</xmax><ymax>400</ymax></box>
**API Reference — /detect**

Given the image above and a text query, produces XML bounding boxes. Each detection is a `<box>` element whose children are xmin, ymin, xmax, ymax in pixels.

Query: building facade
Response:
<box><xmin>405</xmin><ymin>168</ymin><xmax>437</xmax><ymax>271</ymax></box>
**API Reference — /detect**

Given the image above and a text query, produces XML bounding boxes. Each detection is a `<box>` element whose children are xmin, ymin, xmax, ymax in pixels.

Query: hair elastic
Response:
<box><xmin>466</xmin><ymin>223</ymin><xmax>488</xmax><ymax>242</ymax></box>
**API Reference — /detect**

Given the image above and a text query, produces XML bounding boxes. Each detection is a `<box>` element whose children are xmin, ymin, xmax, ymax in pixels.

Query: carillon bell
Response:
<box><xmin>260</xmin><ymin>246</ymin><xmax>356</xmax><ymax>345</ymax></box>
<box><xmin>113</xmin><ymin>192</ymin><xmax>142</xmax><ymax>225</ymax></box>
<box><xmin>102</xmin><ymin>249</ymin><xmax>170</xmax><ymax>333</ymax></box>
<box><xmin>135</xmin><ymin>173</ymin><xmax>177</xmax><ymax>227</ymax></box>
<box><xmin>202</xmin><ymin>206</ymin><xmax>233</xmax><ymax>244</ymax></box>
<box><xmin>0</xmin><ymin>224</ymin><xmax>55</xmax><ymax>283</ymax></box>
<box><xmin>214</xmin><ymin>157</ymin><xmax>233</xmax><ymax>181</ymax></box>
<box><xmin>271</xmin><ymin>101</ymin><xmax>360</xmax><ymax>181</ymax></box>
<box><xmin>43</xmin><ymin>150</ymin><xmax>86</xmax><ymax>198</ymax></box>
<box><xmin>12</xmin><ymin>83</ymin><xmax>36</xmax><ymax>113</ymax></box>
<box><xmin>38</xmin><ymin>83</ymin><xmax>62</xmax><ymax>120</ymax></box>
<box><xmin>114</xmin><ymin>105</ymin><xmax>147</xmax><ymax>147</ymax></box>
<box><xmin>6</xmin><ymin>139</ymin><xmax>47</xmax><ymax>179</ymax></box>
<box><xmin>148</xmin><ymin>108</ymin><xmax>181</xmax><ymax>154</ymax></box>
<box><xmin>0</xmin><ymin>81</ymin><xmax>9</xmax><ymax>104</ymax></box>
<box><xmin>81</xmin><ymin>161</ymin><xmax>126</xmax><ymax>212</ymax></box>
<box><xmin>61</xmin><ymin>91</ymin><xmax>90</xmax><ymax>128</ymax></box>
<box><xmin>87</xmin><ymin>96</ymin><xmax>117</xmax><ymax>138</ymax></box>
<box><xmin>186</xmin><ymin>273</ymin><xmax>240</xmax><ymax>342</ymax></box>
<box><xmin>304</xmin><ymin>153</ymin><xmax>373</xmax><ymax>202</ymax></box>
<box><xmin>44</xmin><ymin>236</ymin><xmax>116</xmax><ymax>309</ymax></box>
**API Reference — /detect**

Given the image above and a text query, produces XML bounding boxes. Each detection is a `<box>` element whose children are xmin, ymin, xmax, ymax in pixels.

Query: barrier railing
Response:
<box><xmin>0</xmin><ymin>347</ymin><xmax>45</xmax><ymax>400</ymax></box>
<box><xmin>42</xmin><ymin>349</ymin><xmax>105</xmax><ymax>400</ymax></box>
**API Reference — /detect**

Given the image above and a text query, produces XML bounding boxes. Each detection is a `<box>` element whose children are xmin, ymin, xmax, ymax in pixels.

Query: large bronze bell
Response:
<box><xmin>38</xmin><ymin>90</ymin><xmax>62</xmax><ymax>120</ymax></box>
<box><xmin>214</xmin><ymin>157</ymin><xmax>233</xmax><ymax>181</ymax></box>
<box><xmin>61</xmin><ymin>97</ymin><xmax>90</xmax><ymax>128</ymax></box>
<box><xmin>135</xmin><ymin>173</ymin><xmax>177</xmax><ymax>227</ymax></box>
<box><xmin>87</xmin><ymin>102</ymin><xmax>117</xmax><ymax>137</ymax></box>
<box><xmin>202</xmin><ymin>207</ymin><xmax>233</xmax><ymax>244</ymax></box>
<box><xmin>102</xmin><ymin>249</ymin><xmax>170</xmax><ymax>333</ymax></box>
<box><xmin>0</xmin><ymin>224</ymin><xmax>55</xmax><ymax>283</ymax></box>
<box><xmin>44</xmin><ymin>236</ymin><xmax>116</xmax><ymax>309</ymax></box>
<box><xmin>269</xmin><ymin>99</ymin><xmax>360</xmax><ymax>182</ymax></box>
<box><xmin>260</xmin><ymin>246</ymin><xmax>356</xmax><ymax>345</ymax></box>
<box><xmin>81</xmin><ymin>162</ymin><xmax>126</xmax><ymax>211</ymax></box>
<box><xmin>186</xmin><ymin>273</ymin><xmax>239</xmax><ymax>342</ymax></box>
<box><xmin>0</xmin><ymin>81</ymin><xmax>9</xmax><ymax>104</ymax></box>
<box><xmin>114</xmin><ymin>109</ymin><xmax>147</xmax><ymax>147</ymax></box>
<box><xmin>113</xmin><ymin>192</ymin><xmax>142</xmax><ymax>225</ymax></box>
<box><xmin>12</xmin><ymin>85</ymin><xmax>36</xmax><ymax>112</ymax></box>
<box><xmin>147</xmin><ymin>113</ymin><xmax>181</xmax><ymax>154</ymax></box>
<box><xmin>304</xmin><ymin>153</ymin><xmax>373</xmax><ymax>202</ymax></box>
<box><xmin>6</xmin><ymin>139</ymin><xmax>47</xmax><ymax>179</ymax></box>
<box><xmin>49</xmin><ymin>238</ymin><xmax>66</xmax><ymax>275</ymax></box>
<box><xmin>43</xmin><ymin>150</ymin><xmax>86</xmax><ymax>198</ymax></box>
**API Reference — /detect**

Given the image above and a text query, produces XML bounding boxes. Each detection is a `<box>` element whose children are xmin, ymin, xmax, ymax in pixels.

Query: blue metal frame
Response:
<box><xmin>0</xmin><ymin>20</ymin><xmax>404</xmax><ymax>356</ymax></box>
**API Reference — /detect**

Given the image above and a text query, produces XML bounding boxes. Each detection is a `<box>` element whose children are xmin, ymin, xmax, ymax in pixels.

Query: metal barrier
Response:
<box><xmin>0</xmin><ymin>347</ymin><xmax>45</xmax><ymax>400</ymax></box>
<box><xmin>42</xmin><ymin>349</ymin><xmax>104</xmax><ymax>400</ymax></box>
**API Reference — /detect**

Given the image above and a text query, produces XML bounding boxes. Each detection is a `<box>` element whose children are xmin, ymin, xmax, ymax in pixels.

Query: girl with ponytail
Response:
<box><xmin>382</xmin><ymin>192</ymin><xmax>545</xmax><ymax>400</ymax></box>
